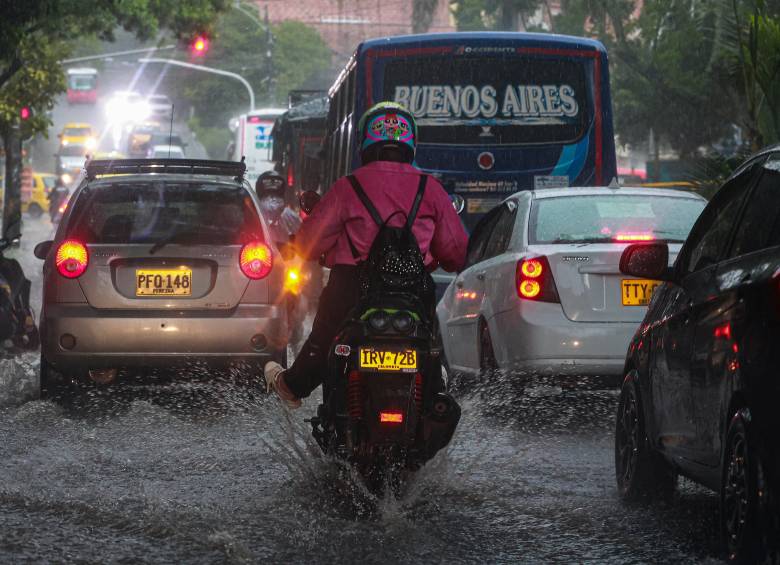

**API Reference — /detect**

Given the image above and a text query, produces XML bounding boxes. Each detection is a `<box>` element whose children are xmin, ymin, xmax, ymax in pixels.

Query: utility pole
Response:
<box><xmin>2</xmin><ymin>124</ymin><xmax>22</xmax><ymax>242</ymax></box>
<box><xmin>138</xmin><ymin>58</ymin><xmax>255</xmax><ymax>112</ymax></box>
<box><xmin>265</xmin><ymin>5</ymin><xmax>275</xmax><ymax>104</ymax></box>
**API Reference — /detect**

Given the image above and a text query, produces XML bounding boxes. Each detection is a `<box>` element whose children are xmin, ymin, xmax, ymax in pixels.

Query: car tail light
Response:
<box><xmin>380</xmin><ymin>411</ymin><xmax>404</xmax><ymax>424</ymax></box>
<box><xmin>239</xmin><ymin>241</ymin><xmax>273</xmax><ymax>279</ymax></box>
<box><xmin>55</xmin><ymin>239</ymin><xmax>88</xmax><ymax>278</ymax></box>
<box><xmin>516</xmin><ymin>256</ymin><xmax>559</xmax><ymax>303</ymax></box>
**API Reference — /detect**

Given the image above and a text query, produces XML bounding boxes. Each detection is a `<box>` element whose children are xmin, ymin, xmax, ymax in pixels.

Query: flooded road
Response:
<box><xmin>0</xmin><ymin>216</ymin><xmax>724</xmax><ymax>563</ymax></box>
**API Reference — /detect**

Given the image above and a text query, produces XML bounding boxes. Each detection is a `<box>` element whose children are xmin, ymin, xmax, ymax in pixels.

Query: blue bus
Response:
<box><xmin>323</xmin><ymin>32</ymin><xmax>617</xmax><ymax>229</ymax></box>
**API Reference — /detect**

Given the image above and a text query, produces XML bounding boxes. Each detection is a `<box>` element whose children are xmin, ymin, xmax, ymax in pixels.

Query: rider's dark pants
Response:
<box><xmin>284</xmin><ymin>265</ymin><xmax>361</xmax><ymax>399</ymax></box>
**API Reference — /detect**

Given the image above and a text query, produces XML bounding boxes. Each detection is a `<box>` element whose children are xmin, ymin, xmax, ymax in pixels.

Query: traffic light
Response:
<box><xmin>191</xmin><ymin>36</ymin><xmax>208</xmax><ymax>56</ymax></box>
<box><xmin>19</xmin><ymin>106</ymin><xmax>30</xmax><ymax>120</ymax></box>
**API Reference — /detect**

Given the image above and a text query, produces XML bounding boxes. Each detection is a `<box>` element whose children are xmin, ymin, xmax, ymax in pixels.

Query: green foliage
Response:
<box><xmin>272</xmin><ymin>21</ymin><xmax>332</xmax><ymax>105</ymax></box>
<box><xmin>0</xmin><ymin>0</ymin><xmax>229</xmax><ymax>138</ymax></box>
<box><xmin>175</xmin><ymin>10</ymin><xmax>331</xmax><ymax>132</ymax></box>
<box><xmin>711</xmin><ymin>0</ymin><xmax>780</xmax><ymax>149</ymax></box>
<box><xmin>0</xmin><ymin>37</ymin><xmax>66</xmax><ymax>139</ymax></box>
<box><xmin>450</xmin><ymin>0</ymin><xmax>542</xmax><ymax>31</ymax></box>
<box><xmin>188</xmin><ymin>116</ymin><xmax>231</xmax><ymax>160</ymax></box>
<box><xmin>552</xmin><ymin>0</ymin><xmax>772</xmax><ymax>158</ymax></box>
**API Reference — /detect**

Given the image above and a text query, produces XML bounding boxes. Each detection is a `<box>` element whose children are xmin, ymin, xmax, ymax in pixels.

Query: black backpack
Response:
<box><xmin>346</xmin><ymin>174</ymin><xmax>432</xmax><ymax>302</ymax></box>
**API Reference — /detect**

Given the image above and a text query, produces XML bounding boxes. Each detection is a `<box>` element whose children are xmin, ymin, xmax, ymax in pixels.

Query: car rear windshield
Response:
<box><xmin>68</xmin><ymin>182</ymin><xmax>263</xmax><ymax>245</ymax></box>
<box><xmin>64</xmin><ymin>127</ymin><xmax>91</xmax><ymax>136</ymax></box>
<box><xmin>529</xmin><ymin>194</ymin><xmax>706</xmax><ymax>244</ymax></box>
<box><xmin>59</xmin><ymin>145</ymin><xmax>87</xmax><ymax>156</ymax></box>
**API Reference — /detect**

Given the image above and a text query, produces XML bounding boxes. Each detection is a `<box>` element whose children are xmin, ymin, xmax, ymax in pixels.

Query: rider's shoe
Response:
<box><xmin>264</xmin><ymin>361</ymin><xmax>302</xmax><ymax>409</ymax></box>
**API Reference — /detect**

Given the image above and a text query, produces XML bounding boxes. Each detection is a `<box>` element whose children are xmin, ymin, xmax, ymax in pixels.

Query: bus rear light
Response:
<box><xmin>240</xmin><ymin>241</ymin><xmax>273</xmax><ymax>279</ymax></box>
<box><xmin>287</xmin><ymin>165</ymin><xmax>295</xmax><ymax>189</ymax></box>
<box><xmin>380</xmin><ymin>411</ymin><xmax>404</xmax><ymax>424</ymax></box>
<box><xmin>56</xmin><ymin>239</ymin><xmax>88</xmax><ymax>278</ymax></box>
<box><xmin>516</xmin><ymin>256</ymin><xmax>559</xmax><ymax>303</ymax></box>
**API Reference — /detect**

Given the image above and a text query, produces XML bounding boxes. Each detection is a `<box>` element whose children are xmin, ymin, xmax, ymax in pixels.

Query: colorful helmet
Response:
<box><xmin>255</xmin><ymin>170</ymin><xmax>286</xmax><ymax>197</ymax></box>
<box><xmin>358</xmin><ymin>101</ymin><xmax>417</xmax><ymax>162</ymax></box>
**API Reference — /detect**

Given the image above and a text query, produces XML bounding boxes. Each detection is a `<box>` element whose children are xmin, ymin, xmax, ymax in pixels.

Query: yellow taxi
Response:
<box><xmin>59</xmin><ymin>122</ymin><xmax>97</xmax><ymax>151</ymax></box>
<box><xmin>23</xmin><ymin>172</ymin><xmax>57</xmax><ymax>217</ymax></box>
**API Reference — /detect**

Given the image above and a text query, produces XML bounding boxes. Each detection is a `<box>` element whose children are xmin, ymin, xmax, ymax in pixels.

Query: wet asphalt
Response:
<box><xmin>0</xmin><ymin>215</ymin><xmax>727</xmax><ymax>564</ymax></box>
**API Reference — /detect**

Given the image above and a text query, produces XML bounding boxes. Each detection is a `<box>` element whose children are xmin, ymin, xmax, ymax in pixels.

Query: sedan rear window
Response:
<box><xmin>64</xmin><ymin>127</ymin><xmax>91</xmax><ymax>136</ymax></box>
<box><xmin>68</xmin><ymin>182</ymin><xmax>263</xmax><ymax>245</ymax></box>
<box><xmin>529</xmin><ymin>194</ymin><xmax>706</xmax><ymax>244</ymax></box>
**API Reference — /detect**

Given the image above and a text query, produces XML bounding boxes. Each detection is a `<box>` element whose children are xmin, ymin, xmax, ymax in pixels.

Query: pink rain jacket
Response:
<box><xmin>297</xmin><ymin>161</ymin><xmax>468</xmax><ymax>272</ymax></box>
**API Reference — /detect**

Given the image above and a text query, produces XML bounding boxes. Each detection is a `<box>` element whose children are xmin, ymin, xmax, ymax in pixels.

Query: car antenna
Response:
<box><xmin>168</xmin><ymin>103</ymin><xmax>174</xmax><ymax>158</ymax></box>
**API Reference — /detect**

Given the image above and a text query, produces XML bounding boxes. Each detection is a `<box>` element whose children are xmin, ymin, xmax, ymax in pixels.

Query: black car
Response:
<box><xmin>615</xmin><ymin>146</ymin><xmax>780</xmax><ymax>563</ymax></box>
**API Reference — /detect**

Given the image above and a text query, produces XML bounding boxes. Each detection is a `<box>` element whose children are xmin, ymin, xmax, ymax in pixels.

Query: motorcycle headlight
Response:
<box><xmin>368</xmin><ymin>310</ymin><xmax>391</xmax><ymax>333</ymax></box>
<box><xmin>391</xmin><ymin>311</ymin><xmax>415</xmax><ymax>333</ymax></box>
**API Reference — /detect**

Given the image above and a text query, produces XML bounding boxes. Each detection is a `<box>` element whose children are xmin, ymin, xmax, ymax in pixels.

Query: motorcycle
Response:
<box><xmin>0</xmin><ymin>238</ymin><xmax>39</xmax><ymax>351</ymax></box>
<box><xmin>297</xmin><ymin>191</ymin><xmax>461</xmax><ymax>495</ymax></box>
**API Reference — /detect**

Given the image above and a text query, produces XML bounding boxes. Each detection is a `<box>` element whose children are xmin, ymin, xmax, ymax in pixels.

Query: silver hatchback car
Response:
<box><xmin>35</xmin><ymin>159</ymin><xmax>287</xmax><ymax>396</ymax></box>
<box><xmin>437</xmin><ymin>186</ymin><xmax>707</xmax><ymax>388</ymax></box>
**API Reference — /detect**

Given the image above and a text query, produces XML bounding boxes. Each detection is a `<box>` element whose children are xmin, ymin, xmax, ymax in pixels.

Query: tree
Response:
<box><xmin>413</xmin><ymin>0</ymin><xmax>441</xmax><ymax>33</ymax></box>
<box><xmin>712</xmin><ymin>0</ymin><xmax>780</xmax><ymax>150</ymax></box>
<box><xmin>553</xmin><ymin>1</ymin><xmax>739</xmax><ymax>159</ymax></box>
<box><xmin>0</xmin><ymin>0</ymin><xmax>228</xmax><ymax>239</ymax></box>
<box><xmin>450</xmin><ymin>0</ymin><xmax>544</xmax><ymax>31</ymax></box>
<box><xmin>272</xmin><ymin>21</ymin><xmax>332</xmax><ymax>106</ymax></box>
<box><xmin>173</xmin><ymin>8</ymin><xmax>331</xmax><ymax>158</ymax></box>
<box><xmin>0</xmin><ymin>0</ymin><xmax>228</xmax><ymax>93</ymax></box>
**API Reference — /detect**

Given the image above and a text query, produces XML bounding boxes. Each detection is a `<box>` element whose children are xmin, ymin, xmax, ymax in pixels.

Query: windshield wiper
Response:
<box><xmin>149</xmin><ymin>226</ymin><xmax>187</xmax><ymax>255</ymax></box>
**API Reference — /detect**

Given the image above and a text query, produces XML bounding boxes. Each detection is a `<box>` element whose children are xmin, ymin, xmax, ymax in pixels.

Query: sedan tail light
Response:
<box><xmin>56</xmin><ymin>239</ymin><xmax>88</xmax><ymax>278</ymax></box>
<box><xmin>240</xmin><ymin>241</ymin><xmax>273</xmax><ymax>279</ymax></box>
<box><xmin>516</xmin><ymin>256</ymin><xmax>559</xmax><ymax>303</ymax></box>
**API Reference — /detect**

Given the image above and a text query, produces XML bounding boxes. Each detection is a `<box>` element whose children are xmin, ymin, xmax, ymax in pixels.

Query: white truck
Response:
<box><xmin>230</xmin><ymin>108</ymin><xmax>286</xmax><ymax>185</ymax></box>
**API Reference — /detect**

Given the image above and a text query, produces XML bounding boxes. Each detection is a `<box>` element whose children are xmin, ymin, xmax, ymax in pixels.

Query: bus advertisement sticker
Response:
<box><xmin>534</xmin><ymin>175</ymin><xmax>569</xmax><ymax>189</ymax></box>
<box><xmin>467</xmin><ymin>198</ymin><xmax>502</xmax><ymax>214</ymax></box>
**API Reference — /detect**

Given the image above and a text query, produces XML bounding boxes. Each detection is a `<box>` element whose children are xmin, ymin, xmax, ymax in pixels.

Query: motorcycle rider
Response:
<box><xmin>255</xmin><ymin>170</ymin><xmax>301</xmax><ymax>246</ymax></box>
<box><xmin>264</xmin><ymin>101</ymin><xmax>468</xmax><ymax>408</ymax></box>
<box><xmin>48</xmin><ymin>177</ymin><xmax>69</xmax><ymax>222</ymax></box>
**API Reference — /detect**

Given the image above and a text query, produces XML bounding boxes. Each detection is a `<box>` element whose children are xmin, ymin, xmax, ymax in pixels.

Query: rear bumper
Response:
<box><xmin>42</xmin><ymin>303</ymin><xmax>286</xmax><ymax>370</ymax></box>
<box><xmin>493</xmin><ymin>299</ymin><xmax>634</xmax><ymax>378</ymax></box>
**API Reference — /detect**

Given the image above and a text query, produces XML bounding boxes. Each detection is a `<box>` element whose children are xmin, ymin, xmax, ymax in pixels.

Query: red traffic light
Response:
<box><xmin>20</xmin><ymin>107</ymin><xmax>31</xmax><ymax>120</ymax></box>
<box><xmin>191</xmin><ymin>36</ymin><xmax>208</xmax><ymax>56</ymax></box>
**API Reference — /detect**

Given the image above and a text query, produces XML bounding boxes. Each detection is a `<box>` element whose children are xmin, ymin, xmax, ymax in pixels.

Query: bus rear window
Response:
<box><xmin>383</xmin><ymin>56</ymin><xmax>590</xmax><ymax>145</ymax></box>
<box><xmin>68</xmin><ymin>76</ymin><xmax>96</xmax><ymax>90</ymax></box>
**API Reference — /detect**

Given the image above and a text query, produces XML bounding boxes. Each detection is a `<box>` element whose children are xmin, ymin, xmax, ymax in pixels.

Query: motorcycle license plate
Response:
<box><xmin>621</xmin><ymin>279</ymin><xmax>661</xmax><ymax>306</ymax></box>
<box><xmin>136</xmin><ymin>269</ymin><xmax>192</xmax><ymax>296</ymax></box>
<box><xmin>359</xmin><ymin>348</ymin><xmax>417</xmax><ymax>372</ymax></box>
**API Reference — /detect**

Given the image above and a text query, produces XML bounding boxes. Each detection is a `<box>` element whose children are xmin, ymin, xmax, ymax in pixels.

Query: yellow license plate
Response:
<box><xmin>359</xmin><ymin>349</ymin><xmax>417</xmax><ymax>372</ymax></box>
<box><xmin>136</xmin><ymin>269</ymin><xmax>192</xmax><ymax>296</ymax></box>
<box><xmin>621</xmin><ymin>279</ymin><xmax>661</xmax><ymax>306</ymax></box>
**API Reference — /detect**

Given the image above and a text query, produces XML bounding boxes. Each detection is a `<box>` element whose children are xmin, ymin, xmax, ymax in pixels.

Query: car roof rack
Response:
<box><xmin>85</xmin><ymin>158</ymin><xmax>246</xmax><ymax>181</ymax></box>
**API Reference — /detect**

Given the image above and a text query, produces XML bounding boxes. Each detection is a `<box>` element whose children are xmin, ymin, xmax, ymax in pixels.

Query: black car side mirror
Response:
<box><xmin>619</xmin><ymin>243</ymin><xmax>674</xmax><ymax>282</ymax></box>
<box><xmin>299</xmin><ymin>190</ymin><xmax>321</xmax><ymax>215</ymax></box>
<box><xmin>34</xmin><ymin>240</ymin><xmax>54</xmax><ymax>260</ymax></box>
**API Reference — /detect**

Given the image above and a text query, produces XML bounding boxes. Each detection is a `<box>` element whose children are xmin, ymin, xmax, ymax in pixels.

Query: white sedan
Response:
<box><xmin>437</xmin><ymin>186</ymin><xmax>706</xmax><ymax>386</ymax></box>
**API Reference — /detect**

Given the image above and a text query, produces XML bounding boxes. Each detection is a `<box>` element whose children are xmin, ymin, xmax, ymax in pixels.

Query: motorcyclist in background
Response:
<box><xmin>255</xmin><ymin>171</ymin><xmax>301</xmax><ymax>246</ymax></box>
<box><xmin>256</xmin><ymin>171</ymin><xmax>307</xmax><ymax>343</ymax></box>
<box><xmin>264</xmin><ymin>101</ymin><xmax>468</xmax><ymax>408</ymax></box>
<box><xmin>48</xmin><ymin>177</ymin><xmax>70</xmax><ymax>222</ymax></box>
